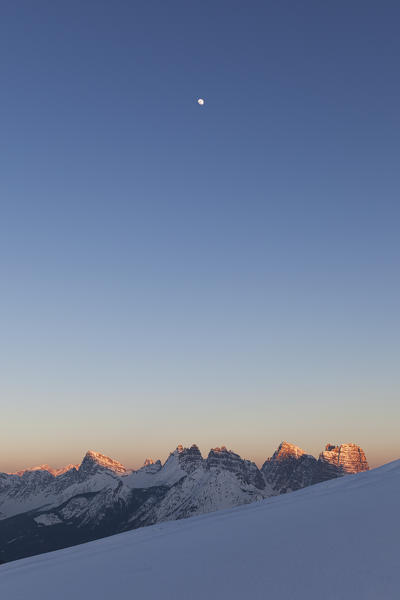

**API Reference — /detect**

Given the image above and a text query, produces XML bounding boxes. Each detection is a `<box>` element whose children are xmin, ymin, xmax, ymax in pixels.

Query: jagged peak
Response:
<box><xmin>80</xmin><ymin>450</ymin><xmax>126</xmax><ymax>474</ymax></box>
<box><xmin>84</xmin><ymin>450</ymin><xmax>104</xmax><ymax>459</ymax></box>
<box><xmin>325</xmin><ymin>443</ymin><xmax>337</xmax><ymax>451</ymax></box>
<box><xmin>207</xmin><ymin>447</ymin><xmax>244</xmax><ymax>462</ymax></box>
<box><xmin>208</xmin><ymin>446</ymin><xmax>244</xmax><ymax>459</ymax></box>
<box><xmin>9</xmin><ymin>464</ymin><xmax>55</xmax><ymax>477</ymax></box>
<box><xmin>210</xmin><ymin>446</ymin><xmax>230</xmax><ymax>453</ymax></box>
<box><xmin>206</xmin><ymin>446</ymin><xmax>265</xmax><ymax>489</ymax></box>
<box><xmin>52</xmin><ymin>464</ymin><xmax>79</xmax><ymax>476</ymax></box>
<box><xmin>325</xmin><ymin>442</ymin><xmax>362</xmax><ymax>451</ymax></box>
<box><xmin>174</xmin><ymin>444</ymin><xmax>202</xmax><ymax>455</ymax></box>
<box><xmin>9</xmin><ymin>463</ymin><xmax>79</xmax><ymax>477</ymax></box>
<box><xmin>171</xmin><ymin>444</ymin><xmax>203</xmax><ymax>474</ymax></box>
<box><xmin>319</xmin><ymin>442</ymin><xmax>369</xmax><ymax>474</ymax></box>
<box><xmin>137</xmin><ymin>458</ymin><xmax>162</xmax><ymax>474</ymax></box>
<box><xmin>273</xmin><ymin>441</ymin><xmax>308</xmax><ymax>459</ymax></box>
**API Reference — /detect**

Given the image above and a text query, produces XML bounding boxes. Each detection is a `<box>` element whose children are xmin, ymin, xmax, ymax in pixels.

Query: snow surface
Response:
<box><xmin>124</xmin><ymin>449</ymin><xmax>186</xmax><ymax>489</ymax></box>
<box><xmin>1</xmin><ymin>460</ymin><xmax>399</xmax><ymax>600</ymax></box>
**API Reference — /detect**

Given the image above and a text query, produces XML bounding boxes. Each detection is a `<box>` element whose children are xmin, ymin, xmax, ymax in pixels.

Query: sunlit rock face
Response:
<box><xmin>11</xmin><ymin>464</ymin><xmax>79</xmax><ymax>477</ymax></box>
<box><xmin>206</xmin><ymin>447</ymin><xmax>265</xmax><ymax>490</ymax></box>
<box><xmin>317</xmin><ymin>443</ymin><xmax>369</xmax><ymax>480</ymax></box>
<box><xmin>78</xmin><ymin>450</ymin><xmax>127</xmax><ymax>476</ymax></box>
<box><xmin>261</xmin><ymin>442</ymin><xmax>318</xmax><ymax>493</ymax></box>
<box><xmin>261</xmin><ymin>441</ymin><xmax>369</xmax><ymax>492</ymax></box>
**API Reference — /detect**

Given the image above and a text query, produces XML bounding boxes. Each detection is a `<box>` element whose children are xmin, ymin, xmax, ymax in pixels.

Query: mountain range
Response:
<box><xmin>1</xmin><ymin>457</ymin><xmax>396</xmax><ymax>600</ymax></box>
<box><xmin>0</xmin><ymin>441</ymin><xmax>368</xmax><ymax>563</ymax></box>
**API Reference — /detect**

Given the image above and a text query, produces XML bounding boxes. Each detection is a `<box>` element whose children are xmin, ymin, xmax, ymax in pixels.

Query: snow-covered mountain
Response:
<box><xmin>10</xmin><ymin>463</ymin><xmax>79</xmax><ymax>477</ymax></box>
<box><xmin>0</xmin><ymin>459</ymin><xmax>397</xmax><ymax>600</ymax></box>
<box><xmin>261</xmin><ymin>441</ymin><xmax>369</xmax><ymax>493</ymax></box>
<box><xmin>0</xmin><ymin>441</ymin><xmax>368</xmax><ymax>563</ymax></box>
<box><xmin>0</xmin><ymin>451</ymin><xmax>125</xmax><ymax>522</ymax></box>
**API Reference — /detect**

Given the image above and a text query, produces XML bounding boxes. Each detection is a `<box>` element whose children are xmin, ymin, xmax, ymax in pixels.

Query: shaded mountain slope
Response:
<box><xmin>0</xmin><ymin>460</ymin><xmax>397</xmax><ymax>600</ymax></box>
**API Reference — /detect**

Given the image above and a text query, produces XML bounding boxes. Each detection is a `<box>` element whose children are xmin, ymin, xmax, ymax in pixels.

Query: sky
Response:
<box><xmin>1</xmin><ymin>1</ymin><xmax>399</xmax><ymax>472</ymax></box>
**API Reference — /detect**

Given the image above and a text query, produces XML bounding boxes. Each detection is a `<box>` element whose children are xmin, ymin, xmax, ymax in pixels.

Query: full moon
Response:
<box><xmin>197</xmin><ymin>98</ymin><xmax>205</xmax><ymax>105</ymax></box>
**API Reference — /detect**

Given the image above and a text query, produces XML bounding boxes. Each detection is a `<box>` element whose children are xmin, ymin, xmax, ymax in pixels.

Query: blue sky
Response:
<box><xmin>1</xmin><ymin>1</ymin><xmax>399</xmax><ymax>470</ymax></box>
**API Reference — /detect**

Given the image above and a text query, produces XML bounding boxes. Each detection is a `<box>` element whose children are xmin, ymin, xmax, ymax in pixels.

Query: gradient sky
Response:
<box><xmin>1</xmin><ymin>1</ymin><xmax>399</xmax><ymax>472</ymax></box>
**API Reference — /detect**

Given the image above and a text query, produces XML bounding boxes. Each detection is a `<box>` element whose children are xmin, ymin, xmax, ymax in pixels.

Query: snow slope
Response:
<box><xmin>1</xmin><ymin>459</ymin><xmax>399</xmax><ymax>600</ymax></box>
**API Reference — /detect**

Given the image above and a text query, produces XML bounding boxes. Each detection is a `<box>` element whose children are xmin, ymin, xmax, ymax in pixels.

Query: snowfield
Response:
<box><xmin>1</xmin><ymin>460</ymin><xmax>399</xmax><ymax>600</ymax></box>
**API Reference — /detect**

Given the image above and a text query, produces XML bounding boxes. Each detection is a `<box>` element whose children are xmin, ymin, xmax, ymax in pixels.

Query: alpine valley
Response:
<box><xmin>0</xmin><ymin>441</ymin><xmax>368</xmax><ymax>563</ymax></box>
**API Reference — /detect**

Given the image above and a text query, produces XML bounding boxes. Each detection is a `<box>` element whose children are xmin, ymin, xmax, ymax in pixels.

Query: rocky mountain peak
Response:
<box><xmin>138</xmin><ymin>459</ymin><xmax>162</xmax><ymax>474</ymax></box>
<box><xmin>211</xmin><ymin>446</ymin><xmax>228</xmax><ymax>453</ymax></box>
<box><xmin>8</xmin><ymin>464</ymin><xmax>79</xmax><ymax>478</ymax></box>
<box><xmin>79</xmin><ymin>451</ymin><xmax>127</xmax><ymax>476</ymax></box>
<box><xmin>318</xmin><ymin>443</ymin><xmax>369</xmax><ymax>476</ymax></box>
<box><xmin>272</xmin><ymin>442</ymin><xmax>308</xmax><ymax>461</ymax></box>
<box><xmin>207</xmin><ymin>447</ymin><xmax>238</xmax><ymax>465</ymax></box>
<box><xmin>262</xmin><ymin>442</ymin><xmax>317</xmax><ymax>493</ymax></box>
<box><xmin>176</xmin><ymin>444</ymin><xmax>204</xmax><ymax>474</ymax></box>
<box><xmin>207</xmin><ymin>447</ymin><xmax>265</xmax><ymax>490</ymax></box>
<box><xmin>10</xmin><ymin>464</ymin><xmax>54</xmax><ymax>477</ymax></box>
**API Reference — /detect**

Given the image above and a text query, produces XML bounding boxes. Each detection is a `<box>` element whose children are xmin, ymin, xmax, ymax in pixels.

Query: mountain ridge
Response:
<box><xmin>0</xmin><ymin>440</ymin><xmax>368</xmax><ymax>563</ymax></box>
<box><xmin>0</xmin><ymin>459</ymin><xmax>397</xmax><ymax>600</ymax></box>
<box><xmin>3</xmin><ymin>440</ymin><xmax>368</xmax><ymax>477</ymax></box>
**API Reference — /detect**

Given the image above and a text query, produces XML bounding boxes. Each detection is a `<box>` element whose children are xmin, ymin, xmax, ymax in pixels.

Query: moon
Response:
<box><xmin>197</xmin><ymin>98</ymin><xmax>205</xmax><ymax>106</ymax></box>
